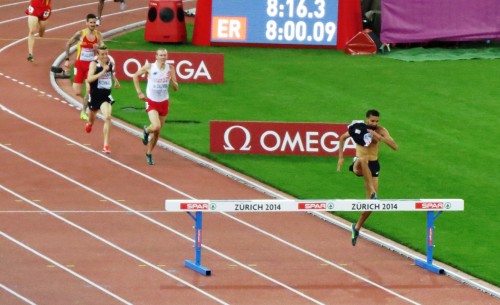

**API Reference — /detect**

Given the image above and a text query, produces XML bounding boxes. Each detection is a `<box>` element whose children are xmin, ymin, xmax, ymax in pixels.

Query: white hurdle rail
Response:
<box><xmin>165</xmin><ymin>199</ymin><xmax>464</xmax><ymax>276</ymax></box>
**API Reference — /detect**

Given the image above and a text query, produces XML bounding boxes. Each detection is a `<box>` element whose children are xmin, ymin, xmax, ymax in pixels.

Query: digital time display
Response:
<box><xmin>211</xmin><ymin>0</ymin><xmax>339</xmax><ymax>46</ymax></box>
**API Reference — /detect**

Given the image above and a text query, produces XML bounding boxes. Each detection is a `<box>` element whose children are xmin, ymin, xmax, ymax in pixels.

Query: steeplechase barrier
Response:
<box><xmin>165</xmin><ymin>199</ymin><xmax>464</xmax><ymax>276</ymax></box>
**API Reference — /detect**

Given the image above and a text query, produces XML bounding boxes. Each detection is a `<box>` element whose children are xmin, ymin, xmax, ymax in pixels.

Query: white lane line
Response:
<box><xmin>0</xmin><ymin>72</ymin><xmax>81</xmax><ymax>107</ymax></box>
<box><xmin>0</xmin><ymin>103</ymin><xmax>193</xmax><ymax>198</ymax></box>
<box><xmin>0</xmin><ymin>283</ymin><xmax>38</xmax><ymax>305</ymax></box>
<box><xmin>0</xmin><ymin>1</ymin><xmax>29</xmax><ymax>9</ymax></box>
<box><xmin>0</xmin><ymin>232</ymin><xmax>134</xmax><ymax>305</ymax></box>
<box><xmin>0</xmin><ymin>210</ymin><xmax>166</xmax><ymax>213</ymax></box>
<box><xmin>222</xmin><ymin>212</ymin><xmax>422</xmax><ymax>303</ymax></box>
<box><xmin>0</xmin><ymin>0</ymin><xmax>130</xmax><ymax>25</ymax></box>
<box><xmin>0</xmin><ymin>142</ymin><xmax>327</xmax><ymax>305</ymax></box>
<box><xmin>0</xmin><ymin>184</ymin><xmax>231</xmax><ymax>305</ymax></box>
<box><xmin>0</xmin><ymin>104</ymin><xmax>421</xmax><ymax>305</ymax></box>
<box><xmin>0</xmin><ymin>7</ymin><xmax>146</xmax><ymax>53</ymax></box>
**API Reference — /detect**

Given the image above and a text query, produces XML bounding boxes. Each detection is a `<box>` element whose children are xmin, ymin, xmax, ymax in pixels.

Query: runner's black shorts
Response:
<box><xmin>349</xmin><ymin>159</ymin><xmax>380</xmax><ymax>177</ymax></box>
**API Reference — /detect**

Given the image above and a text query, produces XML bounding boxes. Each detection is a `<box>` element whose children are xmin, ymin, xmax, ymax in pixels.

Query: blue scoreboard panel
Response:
<box><xmin>211</xmin><ymin>0</ymin><xmax>339</xmax><ymax>46</ymax></box>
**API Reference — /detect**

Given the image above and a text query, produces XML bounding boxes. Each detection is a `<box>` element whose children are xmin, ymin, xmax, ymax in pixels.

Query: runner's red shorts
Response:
<box><xmin>25</xmin><ymin>5</ymin><xmax>51</xmax><ymax>21</ymax></box>
<box><xmin>146</xmin><ymin>99</ymin><xmax>169</xmax><ymax>117</ymax></box>
<box><xmin>73</xmin><ymin>60</ymin><xmax>92</xmax><ymax>84</ymax></box>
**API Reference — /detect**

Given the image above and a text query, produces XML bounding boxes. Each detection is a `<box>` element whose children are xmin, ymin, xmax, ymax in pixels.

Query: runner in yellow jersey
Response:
<box><xmin>64</xmin><ymin>14</ymin><xmax>103</xmax><ymax>121</ymax></box>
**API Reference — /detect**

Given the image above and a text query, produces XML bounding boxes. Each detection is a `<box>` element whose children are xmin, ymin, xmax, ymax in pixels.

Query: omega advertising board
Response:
<box><xmin>109</xmin><ymin>50</ymin><xmax>224</xmax><ymax>83</ymax></box>
<box><xmin>210</xmin><ymin>121</ymin><xmax>356</xmax><ymax>156</ymax></box>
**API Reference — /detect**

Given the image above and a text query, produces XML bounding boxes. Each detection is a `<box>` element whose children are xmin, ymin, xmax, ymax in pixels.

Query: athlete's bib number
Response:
<box><xmin>80</xmin><ymin>48</ymin><xmax>95</xmax><ymax>61</ymax></box>
<box><xmin>97</xmin><ymin>73</ymin><xmax>112</xmax><ymax>89</ymax></box>
<box><xmin>152</xmin><ymin>83</ymin><xmax>168</xmax><ymax>91</ymax></box>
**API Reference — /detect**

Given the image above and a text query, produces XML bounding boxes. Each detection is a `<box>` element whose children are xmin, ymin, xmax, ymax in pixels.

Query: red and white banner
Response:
<box><xmin>210</xmin><ymin>121</ymin><xmax>357</xmax><ymax>156</ymax></box>
<box><xmin>109</xmin><ymin>50</ymin><xmax>224</xmax><ymax>83</ymax></box>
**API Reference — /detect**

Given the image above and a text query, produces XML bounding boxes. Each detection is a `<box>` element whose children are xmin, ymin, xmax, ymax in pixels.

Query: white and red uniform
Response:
<box><xmin>73</xmin><ymin>30</ymin><xmax>100</xmax><ymax>84</ymax></box>
<box><xmin>26</xmin><ymin>0</ymin><xmax>51</xmax><ymax>21</ymax></box>
<box><xmin>145</xmin><ymin>63</ymin><xmax>171</xmax><ymax>116</ymax></box>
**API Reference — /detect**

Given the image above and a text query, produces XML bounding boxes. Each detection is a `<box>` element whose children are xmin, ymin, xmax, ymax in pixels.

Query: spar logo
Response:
<box><xmin>415</xmin><ymin>202</ymin><xmax>452</xmax><ymax>210</ymax></box>
<box><xmin>210</xmin><ymin>121</ymin><xmax>357</xmax><ymax>156</ymax></box>
<box><xmin>180</xmin><ymin>202</ymin><xmax>210</xmax><ymax>210</ymax></box>
<box><xmin>298</xmin><ymin>202</ymin><xmax>334</xmax><ymax>210</ymax></box>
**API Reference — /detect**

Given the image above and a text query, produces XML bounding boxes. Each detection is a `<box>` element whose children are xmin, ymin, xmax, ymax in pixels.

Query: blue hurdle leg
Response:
<box><xmin>185</xmin><ymin>211</ymin><xmax>211</xmax><ymax>276</ymax></box>
<box><xmin>415</xmin><ymin>211</ymin><xmax>444</xmax><ymax>274</ymax></box>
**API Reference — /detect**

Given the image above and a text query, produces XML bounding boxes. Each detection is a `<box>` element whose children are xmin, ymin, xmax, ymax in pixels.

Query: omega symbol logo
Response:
<box><xmin>223</xmin><ymin>125</ymin><xmax>252</xmax><ymax>151</ymax></box>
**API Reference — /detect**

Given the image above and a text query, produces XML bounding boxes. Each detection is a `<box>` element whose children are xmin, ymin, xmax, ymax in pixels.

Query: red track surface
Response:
<box><xmin>1</xmin><ymin>1</ymin><xmax>498</xmax><ymax>304</ymax></box>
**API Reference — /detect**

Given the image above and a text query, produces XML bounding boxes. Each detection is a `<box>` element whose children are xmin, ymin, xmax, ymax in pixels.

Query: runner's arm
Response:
<box><xmin>369</xmin><ymin>128</ymin><xmax>398</xmax><ymax>151</ymax></box>
<box><xmin>132</xmin><ymin>63</ymin><xmax>150</xmax><ymax>99</ymax></box>
<box><xmin>169</xmin><ymin>64</ymin><xmax>179</xmax><ymax>91</ymax></box>
<box><xmin>86</xmin><ymin>61</ymin><xmax>99</xmax><ymax>83</ymax></box>
<box><xmin>113</xmin><ymin>73</ymin><xmax>120</xmax><ymax>89</ymax></box>
<box><xmin>65</xmin><ymin>31</ymin><xmax>81</xmax><ymax>60</ymax></box>
<box><xmin>337</xmin><ymin>131</ymin><xmax>350</xmax><ymax>171</ymax></box>
<box><xmin>96</xmin><ymin>31</ymin><xmax>104</xmax><ymax>49</ymax></box>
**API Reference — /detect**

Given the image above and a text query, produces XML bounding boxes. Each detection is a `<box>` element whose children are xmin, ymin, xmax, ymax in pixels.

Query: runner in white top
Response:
<box><xmin>146</xmin><ymin>63</ymin><xmax>170</xmax><ymax>102</ymax></box>
<box><xmin>132</xmin><ymin>48</ymin><xmax>179</xmax><ymax>165</ymax></box>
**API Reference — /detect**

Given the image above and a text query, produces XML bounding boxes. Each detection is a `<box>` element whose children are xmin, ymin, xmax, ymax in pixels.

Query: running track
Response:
<box><xmin>0</xmin><ymin>1</ymin><xmax>498</xmax><ymax>304</ymax></box>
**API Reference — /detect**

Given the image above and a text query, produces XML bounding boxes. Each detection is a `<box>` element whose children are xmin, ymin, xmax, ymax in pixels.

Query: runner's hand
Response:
<box><xmin>63</xmin><ymin>59</ymin><xmax>70</xmax><ymax>70</ymax></box>
<box><xmin>337</xmin><ymin>157</ymin><xmax>344</xmax><ymax>172</ymax></box>
<box><xmin>137</xmin><ymin>92</ymin><xmax>146</xmax><ymax>100</ymax></box>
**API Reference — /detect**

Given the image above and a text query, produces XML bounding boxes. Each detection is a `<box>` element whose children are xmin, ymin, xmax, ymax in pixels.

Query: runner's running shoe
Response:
<box><xmin>351</xmin><ymin>223</ymin><xmax>360</xmax><ymax>246</ymax></box>
<box><xmin>85</xmin><ymin>123</ymin><xmax>92</xmax><ymax>133</ymax></box>
<box><xmin>27</xmin><ymin>54</ymin><xmax>34</xmax><ymax>62</ymax></box>
<box><xmin>96</xmin><ymin>18</ymin><xmax>101</xmax><ymax>26</ymax></box>
<box><xmin>120</xmin><ymin>0</ymin><xmax>126</xmax><ymax>10</ymax></box>
<box><xmin>102</xmin><ymin>146</ymin><xmax>111</xmax><ymax>154</ymax></box>
<box><xmin>80</xmin><ymin>111</ymin><xmax>88</xmax><ymax>121</ymax></box>
<box><xmin>370</xmin><ymin>192</ymin><xmax>378</xmax><ymax>200</ymax></box>
<box><xmin>146</xmin><ymin>153</ymin><xmax>154</xmax><ymax>165</ymax></box>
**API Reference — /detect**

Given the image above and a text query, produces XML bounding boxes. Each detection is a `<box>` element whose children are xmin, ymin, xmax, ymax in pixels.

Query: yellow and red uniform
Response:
<box><xmin>26</xmin><ymin>0</ymin><xmax>51</xmax><ymax>21</ymax></box>
<box><xmin>73</xmin><ymin>29</ymin><xmax>101</xmax><ymax>84</ymax></box>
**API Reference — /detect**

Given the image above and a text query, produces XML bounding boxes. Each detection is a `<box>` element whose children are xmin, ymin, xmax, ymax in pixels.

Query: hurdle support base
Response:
<box><xmin>414</xmin><ymin>259</ymin><xmax>444</xmax><ymax>274</ymax></box>
<box><xmin>185</xmin><ymin>260</ymin><xmax>211</xmax><ymax>276</ymax></box>
<box><xmin>414</xmin><ymin>210</ymin><xmax>446</xmax><ymax>275</ymax></box>
<box><xmin>185</xmin><ymin>211</ymin><xmax>212</xmax><ymax>276</ymax></box>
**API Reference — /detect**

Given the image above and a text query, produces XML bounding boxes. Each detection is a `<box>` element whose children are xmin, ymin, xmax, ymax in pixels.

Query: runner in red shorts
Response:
<box><xmin>64</xmin><ymin>14</ymin><xmax>103</xmax><ymax>121</ymax></box>
<box><xmin>26</xmin><ymin>0</ymin><xmax>51</xmax><ymax>62</ymax></box>
<box><xmin>132</xmin><ymin>48</ymin><xmax>179</xmax><ymax>165</ymax></box>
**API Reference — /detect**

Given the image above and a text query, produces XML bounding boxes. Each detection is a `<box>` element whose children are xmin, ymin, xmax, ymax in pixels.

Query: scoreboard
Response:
<box><xmin>211</xmin><ymin>0</ymin><xmax>339</xmax><ymax>46</ymax></box>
